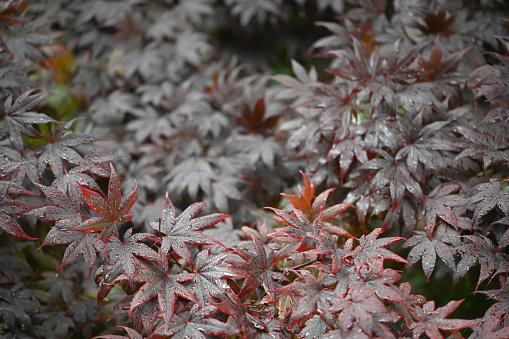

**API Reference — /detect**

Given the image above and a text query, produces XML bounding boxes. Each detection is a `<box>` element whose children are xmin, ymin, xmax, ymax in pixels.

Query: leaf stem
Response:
<box><xmin>284</xmin><ymin>257</ymin><xmax>321</xmax><ymax>275</ymax></box>
<box><xmin>168</xmin><ymin>251</ymin><xmax>191</xmax><ymax>273</ymax></box>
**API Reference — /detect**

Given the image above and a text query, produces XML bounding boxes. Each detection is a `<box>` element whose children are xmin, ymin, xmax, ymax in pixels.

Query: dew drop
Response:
<box><xmin>55</xmin><ymin>273</ymin><xmax>59</xmax><ymax>278</ymax></box>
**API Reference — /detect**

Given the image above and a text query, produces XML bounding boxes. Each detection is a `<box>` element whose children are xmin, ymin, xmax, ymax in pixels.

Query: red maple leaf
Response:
<box><xmin>75</xmin><ymin>163</ymin><xmax>138</xmax><ymax>238</ymax></box>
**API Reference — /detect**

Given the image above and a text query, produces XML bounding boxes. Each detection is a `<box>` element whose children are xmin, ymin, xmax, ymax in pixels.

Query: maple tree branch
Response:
<box><xmin>284</xmin><ymin>257</ymin><xmax>322</xmax><ymax>275</ymax></box>
<box><xmin>168</xmin><ymin>251</ymin><xmax>191</xmax><ymax>273</ymax></box>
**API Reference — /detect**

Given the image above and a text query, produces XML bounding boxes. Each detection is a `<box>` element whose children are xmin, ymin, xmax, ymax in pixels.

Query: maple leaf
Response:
<box><xmin>452</xmin><ymin>251</ymin><xmax>477</xmax><ymax>285</ymax></box>
<box><xmin>0</xmin><ymin>145</ymin><xmax>39</xmax><ymax>184</ymax></box>
<box><xmin>281</xmin><ymin>117</ymin><xmax>320</xmax><ymax>159</ymax></box>
<box><xmin>470</xmin><ymin>179</ymin><xmax>509</xmax><ymax>226</ymax></box>
<box><xmin>75</xmin><ymin>163</ymin><xmax>138</xmax><ymax>238</ymax></box>
<box><xmin>174</xmin><ymin>29</ymin><xmax>213</xmax><ymax>67</ymax></box>
<box><xmin>280</xmin><ymin>171</ymin><xmax>317</xmax><ymax>217</ymax></box>
<box><xmin>408</xmin><ymin>300</ymin><xmax>473</xmax><ymax>339</ymax></box>
<box><xmin>188</xmin><ymin>249</ymin><xmax>235</xmax><ymax>305</ymax></box>
<box><xmin>327</xmin><ymin>37</ymin><xmax>425</xmax><ymax>108</ymax></box>
<box><xmin>211</xmin><ymin>175</ymin><xmax>241</xmax><ymax>212</ymax></box>
<box><xmin>404</xmin><ymin>224</ymin><xmax>459</xmax><ymax>279</ymax></box>
<box><xmin>2</xmin><ymin>17</ymin><xmax>51</xmax><ymax>62</ymax></box>
<box><xmin>5</xmin><ymin>1</ymin><xmax>509</xmax><ymax>338</ymax></box>
<box><xmin>272</xmin><ymin>59</ymin><xmax>318</xmax><ymax>107</ymax></box>
<box><xmin>396</xmin><ymin>112</ymin><xmax>458</xmax><ymax>178</ymax></box>
<box><xmin>478</xmin><ymin>283</ymin><xmax>509</xmax><ymax>322</ymax></box>
<box><xmin>71</xmin><ymin>151</ymin><xmax>122</xmax><ymax>178</ymax></box>
<box><xmin>347</xmin><ymin>228</ymin><xmax>407</xmax><ymax>266</ymax></box>
<box><xmin>28</xmin><ymin>183</ymin><xmax>82</xmax><ymax>229</ymax></box>
<box><xmin>42</xmin><ymin>44</ymin><xmax>77</xmax><ymax>86</ymax></box>
<box><xmin>188</xmin><ymin>110</ymin><xmax>229</xmax><ymax>139</ymax></box>
<box><xmin>152</xmin><ymin>311</ymin><xmax>227</xmax><ymax>338</ymax></box>
<box><xmin>129</xmin><ymin>259</ymin><xmax>197</xmax><ymax>325</ymax></box>
<box><xmin>315</xmin><ymin>234</ymin><xmax>355</xmax><ymax>274</ymax></box>
<box><xmin>327</xmin><ymin>36</ymin><xmax>384</xmax><ymax>85</ymax></box>
<box><xmin>96</xmin><ymin>257</ymin><xmax>125</xmax><ymax>305</ymax></box>
<box><xmin>110</xmin><ymin>44</ymin><xmax>164</xmax><ymax>80</ymax></box>
<box><xmin>421</xmin><ymin>183</ymin><xmax>470</xmax><ymax>238</ymax></box>
<box><xmin>381</xmin><ymin>195</ymin><xmax>419</xmax><ymax>233</ymax></box>
<box><xmin>469</xmin><ymin>315</ymin><xmax>509</xmax><ymax>339</ymax></box>
<box><xmin>94</xmin><ymin>325</ymin><xmax>143</xmax><ymax>339</ymax></box>
<box><xmin>0</xmin><ymin>284</ymin><xmax>40</xmax><ymax>334</ymax></box>
<box><xmin>126</xmin><ymin>106</ymin><xmax>175</xmax><ymax>143</ymax></box>
<box><xmin>37</xmin><ymin>271</ymin><xmax>76</xmax><ymax>305</ymax></box>
<box><xmin>468</xmin><ymin>40</ymin><xmax>509</xmax><ymax>125</ymax></box>
<box><xmin>344</xmin><ymin>175</ymin><xmax>381</xmax><ymax>226</ymax></box>
<box><xmin>453</xmin><ymin>125</ymin><xmax>509</xmax><ymax>173</ymax></box>
<box><xmin>147</xmin><ymin>192</ymin><xmax>228</xmax><ymax>264</ymax></box>
<box><xmin>0</xmin><ymin>183</ymin><xmax>38</xmax><ymax>239</ymax></box>
<box><xmin>417</xmin><ymin>36</ymin><xmax>471</xmax><ymax>85</ymax></box>
<box><xmin>213</xmin><ymin>289</ymin><xmax>273</xmax><ymax>338</ymax></box>
<box><xmin>172</xmin><ymin>0</ymin><xmax>215</xmax><ymax>24</ymax></box>
<box><xmin>166</xmin><ymin>158</ymin><xmax>216</xmax><ymax>200</ymax></box>
<box><xmin>105</xmin><ymin>227</ymin><xmax>160</xmax><ymax>284</ymax></box>
<box><xmin>0</xmin><ymin>243</ymin><xmax>34</xmax><ymax>284</ymax></box>
<box><xmin>383</xmin><ymin>40</ymin><xmax>430</xmax><ymax>86</ymax></box>
<box><xmin>227</xmin><ymin>133</ymin><xmax>283</xmax><ymax>168</ymax></box>
<box><xmin>274</xmin><ymin>269</ymin><xmax>335</xmax><ymax>328</ymax></box>
<box><xmin>40</xmin><ymin>227</ymin><xmax>105</xmax><ymax>279</ymax></box>
<box><xmin>491</xmin><ymin>216</ymin><xmax>509</xmax><ymax>251</ymax></box>
<box><xmin>325</xmin><ymin>285</ymin><xmax>396</xmax><ymax>337</ymax></box>
<box><xmin>240</xmin><ymin>221</ymin><xmax>274</xmax><ymax>247</ymax></box>
<box><xmin>203</xmin><ymin>218</ymin><xmax>243</xmax><ymax>249</ymax></box>
<box><xmin>204</xmin><ymin>62</ymin><xmax>244</xmax><ymax>108</ymax></box>
<box><xmin>89</xmin><ymin>91</ymin><xmax>136</xmax><ymax>124</ymax></box>
<box><xmin>224</xmin><ymin>0</ymin><xmax>281</xmax><ymax>26</ymax></box>
<box><xmin>237</xmin><ymin>97</ymin><xmax>279</xmax><ymax>135</ymax></box>
<box><xmin>0</xmin><ymin>89</ymin><xmax>55</xmax><ymax>151</ymax></box>
<box><xmin>457</xmin><ymin>235</ymin><xmax>509</xmax><ymax>288</ymax></box>
<box><xmin>230</xmin><ymin>233</ymin><xmax>287</xmax><ymax>301</ymax></box>
<box><xmin>390</xmin><ymin>282</ymin><xmax>427</xmax><ymax>325</ymax></box>
<box><xmin>50</xmin><ymin>166</ymin><xmax>103</xmax><ymax>206</ymax></box>
<box><xmin>313</xmin><ymin>18</ymin><xmax>355</xmax><ymax>51</ymax></box>
<box><xmin>276</xmin><ymin>293</ymin><xmax>298</xmax><ymax>323</ymax></box>
<box><xmin>300</xmin><ymin>82</ymin><xmax>358</xmax><ymax>140</ymax></box>
<box><xmin>0</xmin><ymin>161</ymin><xmax>37</xmax><ymax>196</ymax></box>
<box><xmin>363</xmin><ymin>149</ymin><xmax>423</xmax><ymax>209</ymax></box>
<box><xmin>34</xmin><ymin>118</ymin><xmax>99</xmax><ymax>177</ymax></box>
<box><xmin>328</xmin><ymin>136</ymin><xmax>369</xmax><ymax>184</ymax></box>
<box><xmin>297</xmin><ymin>314</ymin><xmax>331</xmax><ymax>339</ymax></box>
<box><xmin>267</xmin><ymin>207</ymin><xmax>324</xmax><ymax>252</ymax></box>
<box><xmin>125</xmin><ymin>298</ymin><xmax>160</xmax><ymax>335</ymax></box>
<box><xmin>280</xmin><ymin>171</ymin><xmax>353</xmax><ymax>227</ymax></box>
<box><xmin>350</xmin><ymin>259</ymin><xmax>404</xmax><ymax>303</ymax></box>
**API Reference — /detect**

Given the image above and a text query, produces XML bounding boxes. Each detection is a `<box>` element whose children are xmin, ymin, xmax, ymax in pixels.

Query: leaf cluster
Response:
<box><xmin>1</xmin><ymin>0</ymin><xmax>509</xmax><ymax>338</ymax></box>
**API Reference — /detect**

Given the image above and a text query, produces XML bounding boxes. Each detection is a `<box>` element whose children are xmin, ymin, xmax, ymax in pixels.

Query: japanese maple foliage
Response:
<box><xmin>2</xmin><ymin>0</ymin><xmax>509</xmax><ymax>338</ymax></box>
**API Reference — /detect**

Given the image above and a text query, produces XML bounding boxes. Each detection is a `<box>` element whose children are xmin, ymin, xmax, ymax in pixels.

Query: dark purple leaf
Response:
<box><xmin>147</xmin><ymin>192</ymin><xmax>228</xmax><ymax>264</ymax></box>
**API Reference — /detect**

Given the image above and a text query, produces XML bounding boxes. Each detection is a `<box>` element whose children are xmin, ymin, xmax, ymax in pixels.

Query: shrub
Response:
<box><xmin>1</xmin><ymin>0</ymin><xmax>509</xmax><ymax>338</ymax></box>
